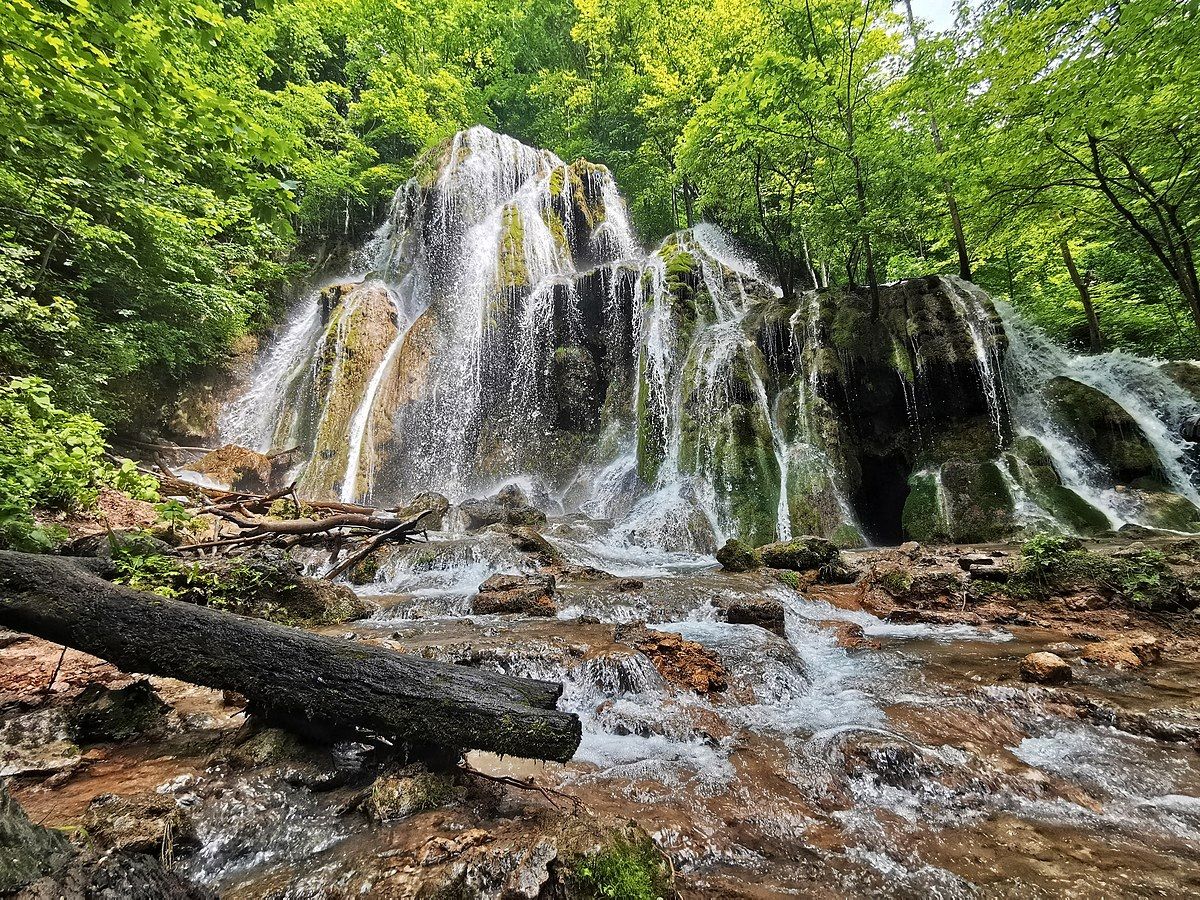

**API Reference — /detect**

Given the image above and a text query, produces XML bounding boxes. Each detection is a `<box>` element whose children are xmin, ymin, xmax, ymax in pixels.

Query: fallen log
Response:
<box><xmin>0</xmin><ymin>551</ymin><xmax>581</xmax><ymax>762</ymax></box>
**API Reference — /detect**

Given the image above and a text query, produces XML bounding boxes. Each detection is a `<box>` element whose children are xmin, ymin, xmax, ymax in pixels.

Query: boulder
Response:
<box><xmin>755</xmin><ymin>536</ymin><xmax>840</xmax><ymax>573</ymax></box>
<box><xmin>718</xmin><ymin>595</ymin><xmax>785</xmax><ymax>635</ymax></box>
<box><xmin>67</xmin><ymin>680</ymin><xmax>170</xmax><ymax>745</ymax></box>
<box><xmin>1019</xmin><ymin>652</ymin><xmax>1073</xmax><ymax>685</ymax></box>
<box><xmin>715</xmin><ymin>538</ymin><xmax>759</xmax><ymax>572</ymax></box>
<box><xmin>192</xmin><ymin>550</ymin><xmax>377</xmax><ymax>625</ymax></box>
<box><xmin>192</xmin><ymin>444</ymin><xmax>277</xmax><ymax>492</ymax></box>
<box><xmin>395</xmin><ymin>491</ymin><xmax>450</xmax><ymax>531</ymax></box>
<box><xmin>509</xmin><ymin>525</ymin><xmax>562</xmax><ymax>562</ymax></box>
<box><xmin>460</xmin><ymin>485</ymin><xmax>548</xmax><ymax>530</ymax></box>
<box><xmin>365</xmin><ymin>765</ymin><xmax>459</xmax><ymax>822</ymax></box>
<box><xmin>613</xmin><ymin>624</ymin><xmax>727</xmax><ymax>694</ymax></box>
<box><xmin>1081</xmin><ymin>633</ymin><xmax>1161</xmax><ymax>670</ymax></box>
<box><xmin>472</xmin><ymin>573</ymin><xmax>557</xmax><ymax>617</ymax></box>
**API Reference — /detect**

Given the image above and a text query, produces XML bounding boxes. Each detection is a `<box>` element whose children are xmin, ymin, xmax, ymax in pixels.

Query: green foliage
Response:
<box><xmin>571</xmin><ymin>834</ymin><xmax>673</xmax><ymax>900</ymax></box>
<box><xmin>1012</xmin><ymin>532</ymin><xmax>1185</xmax><ymax>611</ymax></box>
<box><xmin>112</xmin><ymin>545</ymin><xmax>296</xmax><ymax>621</ymax></box>
<box><xmin>0</xmin><ymin>377</ymin><xmax>110</xmax><ymax>549</ymax></box>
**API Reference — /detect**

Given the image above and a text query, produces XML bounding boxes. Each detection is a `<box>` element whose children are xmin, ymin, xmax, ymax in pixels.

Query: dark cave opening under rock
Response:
<box><xmin>853</xmin><ymin>452</ymin><xmax>912</xmax><ymax>545</ymax></box>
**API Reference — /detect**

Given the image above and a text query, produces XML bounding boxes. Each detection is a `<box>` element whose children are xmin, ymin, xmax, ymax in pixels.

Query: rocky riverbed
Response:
<box><xmin>4</xmin><ymin>520</ymin><xmax>1200</xmax><ymax>898</ymax></box>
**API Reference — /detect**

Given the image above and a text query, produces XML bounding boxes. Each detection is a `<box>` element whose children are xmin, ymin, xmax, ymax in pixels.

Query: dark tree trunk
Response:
<box><xmin>0</xmin><ymin>551</ymin><xmax>581</xmax><ymax>762</ymax></box>
<box><xmin>1060</xmin><ymin>236</ymin><xmax>1103</xmax><ymax>351</ymax></box>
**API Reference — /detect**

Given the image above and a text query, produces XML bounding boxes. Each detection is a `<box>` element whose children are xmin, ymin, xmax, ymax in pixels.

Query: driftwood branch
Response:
<box><xmin>0</xmin><ymin>551</ymin><xmax>581</xmax><ymax>761</ymax></box>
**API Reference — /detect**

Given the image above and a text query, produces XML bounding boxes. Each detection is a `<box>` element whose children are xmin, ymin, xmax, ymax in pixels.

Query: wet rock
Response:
<box><xmin>0</xmin><ymin>780</ymin><xmax>72</xmax><ymax>893</ymax></box>
<box><xmin>194</xmin><ymin>551</ymin><xmax>376</xmax><ymax>625</ymax></box>
<box><xmin>509</xmin><ymin>524</ymin><xmax>562</xmax><ymax>563</ymax></box>
<box><xmin>1019</xmin><ymin>652</ymin><xmax>1073</xmax><ymax>685</ymax></box>
<box><xmin>958</xmin><ymin>552</ymin><xmax>1010</xmax><ymax>581</ymax></box>
<box><xmin>715</xmin><ymin>538</ymin><xmax>759</xmax><ymax>572</ymax></box>
<box><xmin>472</xmin><ymin>573</ymin><xmax>557</xmax><ymax>616</ymax></box>
<box><xmin>875</xmin><ymin>564</ymin><xmax>963</xmax><ymax>606</ymax></box>
<box><xmin>756</xmin><ymin>536</ymin><xmax>840</xmax><ymax>572</ymax></box>
<box><xmin>846</xmin><ymin>738</ymin><xmax>936</xmax><ymax>789</ymax></box>
<box><xmin>1044</xmin><ymin>377</ymin><xmax>1162</xmax><ymax>484</ymax></box>
<box><xmin>460</xmin><ymin>484</ymin><xmax>548</xmax><ymax>530</ymax></box>
<box><xmin>888</xmin><ymin>608</ymin><xmax>985</xmax><ymax>627</ymax></box>
<box><xmin>613</xmin><ymin>624</ymin><xmax>728</xmax><ymax>694</ymax></box>
<box><xmin>20</xmin><ymin>850</ymin><xmax>214</xmax><ymax>899</ymax></box>
<box><xmin>719</xmin><ymin>595</ymin><xmax>786</xmax><ymax>635</ymax></box>
<box><xmin>83</xmin><ymin>792</ymin><xmax>199</xmax><ymax>856</ymax></box>
<box><xmin>1080</xmin><ymin>632</ymin><xmax>1161</xmax><ymax>670</ymax></box>
<box><xmin>395</xmin><ymin>491</ymin><xmax>450</xmax><ymax>531</ymax></box>
<box><xmin>460</xmin><ymin>499</ymin><xmax>507</xmax><ymax>529</ymax></box>
<box><xmin>824</xmin><ymin>621</ymin><xmax>880</xmax><ymax>651</ymax></box>
<box><xmin>68</xmin><ymin>680</ymin><xmax>170</xmax><ymax>745</ymax></box>
<box><xmin>899</xmin><ymin>541</ymin><xmax>921</xmax><ymax>558</ymax></box>
<box><xmin>364</xmin><ymin>765</ymin><xmax>459</xmax><ymax>822</ymax></box>
<box><xmin>192</xmin><ymin>443</ymin><xmax>276</xmax><ymax>492</ymax></box>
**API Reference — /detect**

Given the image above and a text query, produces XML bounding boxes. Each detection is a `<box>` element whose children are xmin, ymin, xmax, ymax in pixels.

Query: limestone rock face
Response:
<box><xmin>1019</xmin><ymin>652</ymin><xmax>1073</xmax><ymax>684</ymax></box>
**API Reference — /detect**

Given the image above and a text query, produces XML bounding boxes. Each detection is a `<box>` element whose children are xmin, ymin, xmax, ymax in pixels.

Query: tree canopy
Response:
<box><xmin>1</xmin><ymin>0</ymin><xmax>1196</xmax><ymax>432</ymax></box>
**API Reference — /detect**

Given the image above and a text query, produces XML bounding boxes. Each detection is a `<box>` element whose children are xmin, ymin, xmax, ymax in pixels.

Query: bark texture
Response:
<box><xmin>0</xmin><ymin>551</ymin><xmax>581</xmax><ymax>761</ymax></box>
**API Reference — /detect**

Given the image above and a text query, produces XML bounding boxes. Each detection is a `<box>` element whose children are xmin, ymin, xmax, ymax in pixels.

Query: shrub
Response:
<box><xmin>571</xmin><ymin>834</ymin><xmax>673</xmax><ymax>900</ymax></box>
<box><xmin>0</xmin><ymin>377</ymin><xmax>158</xmax><ymax>550</ymax></box>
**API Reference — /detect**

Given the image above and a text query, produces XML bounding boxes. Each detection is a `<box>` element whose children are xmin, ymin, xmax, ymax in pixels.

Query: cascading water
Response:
<box><xmin>999</xmin><ymin>300</ymin><xmax>1200</xmax><ymax>528</ymax></box>
<box><xmin>218</xmin><ymin>127</ymin><xmax>1199</xmax><ymax>548</ymax></box>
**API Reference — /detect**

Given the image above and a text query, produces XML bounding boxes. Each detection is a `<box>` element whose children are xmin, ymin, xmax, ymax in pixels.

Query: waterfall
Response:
<box><xmin>998</xmin><ymin>300</ymin><xmax>1200</xmax><ymax>524</ymax></box>
<box><xmin>216</xmin><ymin>126</ymin><xmax>1198</xmax><ymax>550</ymax></box>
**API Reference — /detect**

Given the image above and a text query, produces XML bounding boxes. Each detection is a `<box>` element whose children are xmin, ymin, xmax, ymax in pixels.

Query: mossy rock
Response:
<box><xmin>1135</xmin><ymin>488</ymin><xmax>1200</xmax><ymax>532</ymax></box>
<box><xmin>756</xmin><ymin>536</ymin><xmax>840</xmax><ymax>572</ymax></box>
<box><xmin>365</xmin><ymin>766</ymin><xmax>459</xmax><ymax>822</ymax></box>
<box><xmin>497</xmin><ymin>204</ymin><xmax>528</xmax><ymax>288</ymax></box>
<box><xmin>0</xmin><ymin>781</ymin><xmax>73</xmax><ymax>893</ymax></box>
<box><xmin>1007</xmin><ymin>437</ymin><xmax>1109</xmax><ymax>535</ymax></box>
<box><xmin>939</xmin><ymin>459</ymin><xmax>1016</xmax><ymax>543</ymax></box>
<box><xmin>67</xmin><ymin>680</ymin><xmax>170</xmax><ymax>745</ymax></box>
<box><xmin>901</xmin><ymin>472</ymin><xmax>950</xmax><ymax>543</ymax></box>
<box><xmin>830</xmin><ymin>523</ymin><xmax>867</xmax><ymax>549</ymax></box>
<box><xmin>1161</xmin><ymin>361</ymin><xmax>1200</xmax><ymax>401</ymax></box>
<box><xmin>1043</xmin><ymin>376</ymin><xmax>1162</xmax><ymax>483</ymax></box>
<box><xmin>716</xmin><ymin>538</ymin><xmax>759</xmax><ymax>572</ymax></box>
<box><xmin>564</xmin><ymin>829</ymin><xmax>674</xmax><ymax>900</ymax></box>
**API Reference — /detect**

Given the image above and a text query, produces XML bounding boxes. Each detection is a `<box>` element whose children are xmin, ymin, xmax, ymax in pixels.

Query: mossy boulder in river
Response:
<box><xmin>1043</xmin><ymin>377</ymin><xmax>1162</xmax><ymax>484</ymax></box>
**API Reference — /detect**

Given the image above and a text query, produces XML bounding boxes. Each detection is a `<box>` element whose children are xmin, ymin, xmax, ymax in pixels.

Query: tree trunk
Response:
<box><xmin>1060</xmin><ymin>236</ymin><xmax>1103</xmax><ymax>351</ymax></box>
<box><xmin>0</xmin><ymin>551</ymin><xmax>581</xmax><ymax>762</ymax></box>
<box><xmin>902</xmin><ymin>0</ymin><xmax>971</xmax><ymax>281</ymax></box>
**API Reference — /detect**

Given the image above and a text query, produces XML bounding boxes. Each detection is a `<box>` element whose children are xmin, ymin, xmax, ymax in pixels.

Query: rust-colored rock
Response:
<box><xmin>614</xmin><ymin>624</ymin><xmax>727</xmax><ymax>694</ymax></box>
<box><xmin>1081</xmin><ymin>632</ymin><xmax>1161</xmax><ymax>670</ymax></box>
<box><xmin>823</xmin><ymin>620</ymin><xmax>881</xmax><ymax>651</ymax></box>
<box><xmin>193</xmin><ymin>444</ymin><xmax>275</xmax><ymax>492</ymax></box>
<box><xmin>1019</xmin><ymin>652</ymin><xmax>1073</xmax><ymax>685</ymax></box>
